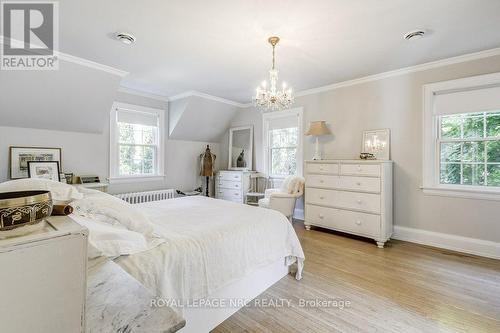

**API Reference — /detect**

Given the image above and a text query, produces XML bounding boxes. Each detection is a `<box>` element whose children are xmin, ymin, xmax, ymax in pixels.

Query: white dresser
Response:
<box><xmin>0</xmin><ymin>216</ymin><xmax>88</xmax><ymax>333</ymax></box>
<box><xmin>304</xmin><ymin>160</ymin><xmax>393</xmax><ymax>248</ymax></box>
<box><xmin>215</xmin><ymin>170</ymin><xmax>251</xmax><ymax>203</ymax></box>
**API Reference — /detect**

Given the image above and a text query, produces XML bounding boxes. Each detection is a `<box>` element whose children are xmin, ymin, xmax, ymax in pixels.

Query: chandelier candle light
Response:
<box><xmin>305</xmin><ymin>121</ymin><xmax>332</xmax><ymax>160</ymax></box>
<box><xmin>254</xmin><ymin>36</ymin><xmax>294</xmax><ymax>111</ymax></box>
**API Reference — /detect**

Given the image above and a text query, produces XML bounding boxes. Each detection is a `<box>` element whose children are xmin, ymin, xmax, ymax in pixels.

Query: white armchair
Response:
<box><xmin>258</xmin><ymin>176</ymin><xmax>305</xmax><ymax>222</ymax></box>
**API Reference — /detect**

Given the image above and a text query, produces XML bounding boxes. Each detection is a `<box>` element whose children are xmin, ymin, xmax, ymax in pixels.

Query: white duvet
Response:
<box><xmin>114</xmin><ymin>196</ymin><xmax>304</xmax><ymax>302</ymax></box>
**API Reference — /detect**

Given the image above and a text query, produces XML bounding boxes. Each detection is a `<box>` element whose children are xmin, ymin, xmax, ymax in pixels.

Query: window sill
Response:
<box><xmin>421</xmin><ymin>186</ymin><xmax>500</xmax><ymax>201</ymax></box>
<box><xmin>109</xmin><ymin>175</ymin><xmax>166</xmax><ymax>185</ymax></box>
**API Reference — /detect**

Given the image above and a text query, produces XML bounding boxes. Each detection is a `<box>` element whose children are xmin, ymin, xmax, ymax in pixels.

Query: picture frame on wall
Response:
<box><xmin>9</xmin><ymin>146</ymin><xmax>62</xmax><ymax>179</ymax></box>
<box><xmin>362</xmin><ymin>129</ymin><xmax>391</xmax><ymax>160</ymax></box>
<box><xmin>27</xmin><ymin>161</ymin><xmax>61</xmax><ymax>182</ymax></box>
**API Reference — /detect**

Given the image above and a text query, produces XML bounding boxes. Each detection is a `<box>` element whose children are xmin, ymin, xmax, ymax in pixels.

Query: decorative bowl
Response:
<box><xmin>0</xmin><ymin>191</ymin><xmax>53</xmax><ymax>231</ymax></box>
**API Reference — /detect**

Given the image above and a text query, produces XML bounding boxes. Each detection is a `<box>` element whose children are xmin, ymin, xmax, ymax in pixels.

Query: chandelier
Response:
<box><xmin>254</xmin><ymin>36</ymin><xmax>294</xmax><ymax>111</ymax></box>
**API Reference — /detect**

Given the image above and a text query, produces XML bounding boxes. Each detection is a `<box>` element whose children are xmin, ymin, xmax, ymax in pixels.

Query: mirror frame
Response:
<box><xmin>228</xmin><ymin>126</ymin><xmax>253</xmax><ymax>170</ymax></box>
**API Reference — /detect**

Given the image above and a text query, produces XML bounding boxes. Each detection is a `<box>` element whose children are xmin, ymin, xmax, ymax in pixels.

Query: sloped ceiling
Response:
<box><xmin>0</xmin><ymin>60</ymin><xmax>122</xmax><ymax>134</ymax></box>
<box><xmin>169</xmin><ymin>96</ymin><xmax>239</xmax><ymax>143</ymax></box>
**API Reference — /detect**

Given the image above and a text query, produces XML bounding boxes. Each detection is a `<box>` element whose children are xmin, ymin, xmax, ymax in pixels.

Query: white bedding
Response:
<box><xmin>114</xmin><ymin>196</ymin><xmax>304</xmax><ymax>302</ymax></box>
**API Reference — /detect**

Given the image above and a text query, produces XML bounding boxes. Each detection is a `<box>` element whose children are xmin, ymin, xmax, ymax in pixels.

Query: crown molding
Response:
<box><xmin>0</xmin><ymin>36</ymin><xmax>128</xmax><ymax>77</ymax></box>
<box><xmin>296</xmin><ymin>47</ymin><xmax>500</xmax><ymax>97</ymax></box>
<box><xmin>117</xmin><ymin>86</ymin><xmax>169</xmax><ymax>101</ymax></box>
<box><xmin>168</xmin><ymin>90</ymin><xmax>248</xmax><ymax>108</ymax></box>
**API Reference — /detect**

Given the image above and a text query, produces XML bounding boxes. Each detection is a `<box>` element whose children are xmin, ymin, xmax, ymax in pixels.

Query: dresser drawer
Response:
<box><xmin>217</xmin><ymin>188</ymin><xmax>242</xmax><ymax>200</ymax></box>
<box><xmin>306</xmin><ymin>163</ymin><xmax>339</xmax><ymax>174</ymax></box>
<box><xmin>337</xmin><ymin>176</ymin><xmax>380</xmax><ymax>193</ymax></box>
<box><xmin>306</xmin><ymin>188</ymin><xmax>381</xmax><ymax>214</ymax></box>
<box><xmin>218</xmin><ymin>172</ymin><xmax>242</xmax><ymax>182</ymax></box>
<box><xmin>306</xmin><ymin>175</ymin><xmax>380</xmax><ymax>193</ymax></box>
<box><xmin>305</xmin><ymin>204</ymin><xmax>380</xmax><ymax>237</ymax></box>
<box><xmin>340</xmin><ymin>163</ymin><xmax>380</xmax><ymax>177</ymax></box>
<box><xmin>217</xmin><ymin>180</ymin><xmax>241</xmax><ymax>190</ymax></box>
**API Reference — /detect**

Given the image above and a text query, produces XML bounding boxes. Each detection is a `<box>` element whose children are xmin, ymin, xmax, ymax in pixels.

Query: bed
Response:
<box><xmin>112</xmin><ymin>196</ymin><xmax>304</xmax><ymax>332</ymax></box>
<box><xmin>0</xmin><ymin>179</ymin><xmax>305</xmax><ymax>333</ymax></box>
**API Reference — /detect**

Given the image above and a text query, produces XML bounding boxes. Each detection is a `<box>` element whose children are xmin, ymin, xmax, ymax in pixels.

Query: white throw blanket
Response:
<box><xmin>115</xmin><ymin>196</ymin><xmax>305</xmax><ymax>302</ymax></box>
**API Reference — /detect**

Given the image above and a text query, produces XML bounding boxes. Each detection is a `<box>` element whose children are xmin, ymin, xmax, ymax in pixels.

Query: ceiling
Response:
<box><xmin>58</xmin><ymin>0</ymin><xmax>500</xmax><ymax>103</ymax></box>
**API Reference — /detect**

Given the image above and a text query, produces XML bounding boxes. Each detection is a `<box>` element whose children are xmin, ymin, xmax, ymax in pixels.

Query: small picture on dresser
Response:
<box><xmin>362</xmin><ymin>129</ymin><xmax>390</xmax><ymax>160</ymax></box>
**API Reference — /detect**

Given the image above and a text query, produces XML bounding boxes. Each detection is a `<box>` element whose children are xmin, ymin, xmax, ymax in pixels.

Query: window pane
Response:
<box><xmin>462</xmin><ymin>115</ymin><xmax>484</xmax><ymax>139</ymax></box>
<box><xmin>487</xmin><ymin>165</ymin><xmax>500</xmax><ymax>187</ymax></box>
<box><xmin>441</xmin><ymin>116</ymin><xmax>461</xmax><ymax>139</ymax></box>
<box><xmin>440</xmin><ymin>163</ymin><xmax>461</xmax><ymax>185</ymax></box>
<box><xmin>119</xmin><ymin>145</ymin><xmax>155</xmax><ymax>175</ymax></box>
<box><xmin>118</xmin><ymin>123</ymin><xmax>156</xmax><ymax>145</ymax></box>
<box><xmin>440</xmin><ymin>143</ymin><xmax>461</xmax><ymax>162</ymax></box>
<box><xmin>462</xmin><ymin>141</ymin><xmax>484</xmax><ymax>162</ymax></box>
<box><xmin>271</xmin><ymin>148</ymin><xmax>297</xmax><ymax>176</ymax></box>
<box><xmin>486</xmin><ymin>112</ymin><xmax>500</xmax><ymax>137</ymax></box>
<box><xmin>462</xmin><ymin>164</ymin><xmax>485</xmax><ymax>186</ymax></box>
<box><xmin>486</xmin><ymin>141</ymin><xmax>500</xmax><ymax>163</ymax></box>
<box><xmin>270</xmin><ymin>128</ymin><xmax>298</xmax><ymax>148</ymax></box>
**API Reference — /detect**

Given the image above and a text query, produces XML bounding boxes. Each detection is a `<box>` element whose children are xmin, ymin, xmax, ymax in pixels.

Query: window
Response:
<box><xmin>110</xmin><ymin>102</ymin><xmax>164</xmax><ymax>182</ymax></box>
<box><xmin>439</xmin><ymin>111</ymin><xmax>500</xmax><ymax>187</ymax></box>
<box><xmin>423</xmin><ymin>73</ymin><xmax>500</xmax><ymax>199</ymax></box>
<box><xmin>263</xmin><ymin>108</ymin><xmax>303</xmax><ymax>178</ymax></box>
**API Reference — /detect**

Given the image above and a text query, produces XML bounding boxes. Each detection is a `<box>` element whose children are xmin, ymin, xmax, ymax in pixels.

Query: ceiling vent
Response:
<box><xmin>115</xmin><ymin>33</ymin><xmax>136</xmax><ymax>45</ymax></box>
<box><xmin>404</xmin><ymin>30</ymin><xmax>425</xmax><ymax>41</ymax></box>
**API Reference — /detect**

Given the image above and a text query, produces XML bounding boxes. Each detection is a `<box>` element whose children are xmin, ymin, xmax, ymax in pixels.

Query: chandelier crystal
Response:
<box><xmin>254</xmin><ymin>36</ymin><xmax>294</xmax><ymax>111</ymax></box>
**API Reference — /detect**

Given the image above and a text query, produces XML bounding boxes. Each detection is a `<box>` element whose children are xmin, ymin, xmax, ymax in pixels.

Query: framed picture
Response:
<box><xmin>362</xmin><ymin>129</ymin><xmax>390</xmax><ymax>160</ymax></box>
<box><xmin>27</xmin><ymin>161</ymin><xmax>61</xmax><ymax>181</ymax></box>
<box><xmin>9</xmin><ymin>146</ymin><xmax>62</xmax><ymax>179</ymax></box>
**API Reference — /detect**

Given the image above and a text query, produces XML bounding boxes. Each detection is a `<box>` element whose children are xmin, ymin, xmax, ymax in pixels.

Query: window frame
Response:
<box><xmin>109</xmin><ymin>102</ymin><xmax>165</xmax><ymax>184</ymax></box>
<box><xmin>422</xmin><ymin>72</ymin><xmax>500</xmax><ymax>200</ymax></box>
<box><xmin>262</xmin><ymin>107</ymin><xmax>304</xmax><ymax>179</ymax></box>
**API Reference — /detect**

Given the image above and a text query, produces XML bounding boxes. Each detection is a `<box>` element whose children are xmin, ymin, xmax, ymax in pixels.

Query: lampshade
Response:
<box><xmin>305</xmin><ymin>121</ymin><xmax>331</xmax><ymax>136</ymax></box>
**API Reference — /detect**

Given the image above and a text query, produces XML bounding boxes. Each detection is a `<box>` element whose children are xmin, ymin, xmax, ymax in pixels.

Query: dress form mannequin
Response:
<box><xmin>199</xmin><ymin>145</ymin><xmax>216</xmax><ymax>197</ymax></box>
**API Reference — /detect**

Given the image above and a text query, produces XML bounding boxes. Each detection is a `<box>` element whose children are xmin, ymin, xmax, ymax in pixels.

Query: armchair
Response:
<box><xmin>258</xmin><ymin>176</ymin><xmax>305</xmax><ymax>222</ymax></box>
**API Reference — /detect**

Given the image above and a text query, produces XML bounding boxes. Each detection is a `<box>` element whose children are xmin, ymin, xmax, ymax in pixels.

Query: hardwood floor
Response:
<box><xmin>212</xmin><ymin>221</ymin><xmax>500</xmax><ymax>333</ymax></box>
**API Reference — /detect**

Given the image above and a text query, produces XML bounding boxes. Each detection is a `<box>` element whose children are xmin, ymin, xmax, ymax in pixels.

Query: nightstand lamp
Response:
<box><xmin>305</xmin><ymin>121</ymin><xmax>332</xmax><ymax>160</ymax></box>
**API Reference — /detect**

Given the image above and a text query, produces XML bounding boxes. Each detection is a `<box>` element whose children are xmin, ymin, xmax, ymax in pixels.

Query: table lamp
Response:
<box><xmin>305</xmin><ymin>121</ymin><xmax>332</xmax><ymax>160</ymax></box>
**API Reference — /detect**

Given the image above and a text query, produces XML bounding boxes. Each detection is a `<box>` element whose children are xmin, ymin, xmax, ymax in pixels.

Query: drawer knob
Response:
<box><xmin>356</xmin><ymin>220</ymin><xmax>362</xmax><ymax>225</ymax></box>
<box><xmin>356</xmin><ymin>182</ymin><xmax>361</xmax><ymax>186</ymax></box>
<box><xmin>319</xmin><ymin>167</ymin><xmax>324</xmax><ymax>171</ymax></box>
<box><xmin>234</xmin><ymin>193</ymin><xmax>238</xmax><ymax>196</ymax></box>
<box><xmin>357</xmin><ymin>199</ymin><xmax>362</xmax><ymax>204</ymax></box>
<box><xmin>234</xmin><ymin>176</ymin><xmax>238</xmax><ymax>178</ymax></box>
<box><xmin>357</xmin><ymin>165</ymin><xmax>362</xmax><ymax>171</ymax></box>
<box><xmin>319</xmin><ymin>179</ymin><xmax>325</xmax><ymax>183</ymax></box>
<box><xmin>319</xmin><ymin>196</ymin><xmax>325</xmax><ymax>200</ymax></box>
<box><xmin>319</xmin><ymin>214</ymin><xmax>324</xmax><ymax>219</ymax></box>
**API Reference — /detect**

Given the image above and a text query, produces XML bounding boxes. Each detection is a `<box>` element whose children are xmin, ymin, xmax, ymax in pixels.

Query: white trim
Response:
<box><xmin>117</xmin><ymin>86</ymin><xmax>169</xmax><ymax>102</ymax></box>
<box><xmin>56</xmin><ymin>52</ymin><xmax>128</xmax><ymax>77</ymax></box>
<box><xmin>109</xmin><ymin>102</ymin><xmax>165</xmax><ymax>180</ymax></box>
<box><xmin>168</xmin><ymin>90</ymin><xmax>248</xmax><ymax>108</ymax></box>
<box><xmin>422</xmin><ymin>72</ymin><xmax>500</xmax><ymax>198</ymax></box>
<box><xmin>0</xmin><ymin>36</ymin><xmax>128</xmax><ymax>77</ymax></box>
<box><xmin>296</xmin><ymin>47</ymin><xmax>500</xmax><ymax>97</ymax></box>
<box><xmin>262</xmin><ymin>107</ymin><xmax>304</xmax><ymax>178</ymax></box>
<box><xmin>108</xmin><ymin>175</ymin><xmax>166</xmax><ymax>185</ymax></box>
<box><xmin>393</xmin><ymin>226</ymin><xmax>500</xmax><ymax>260</ymax></box>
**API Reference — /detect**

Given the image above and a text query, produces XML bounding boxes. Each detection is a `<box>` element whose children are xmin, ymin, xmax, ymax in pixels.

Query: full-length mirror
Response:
<box><xmin>228</xmin><ymin>126</ymin><xmax>253</xmax><ymax>170</ymax></box>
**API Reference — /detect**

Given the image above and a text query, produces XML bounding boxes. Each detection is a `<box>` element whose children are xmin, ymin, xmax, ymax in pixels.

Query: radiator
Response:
<box><xmin>114</xmin><ymin>189</ymin><xmax>175</xmax><ymax>204</ymax></box>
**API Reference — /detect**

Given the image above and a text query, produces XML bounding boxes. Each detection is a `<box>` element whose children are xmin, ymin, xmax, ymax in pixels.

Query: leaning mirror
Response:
<box><xmin>228</xmin><ymin>126</ymin><xmax>253</xmax><ymax>170</ymax></box>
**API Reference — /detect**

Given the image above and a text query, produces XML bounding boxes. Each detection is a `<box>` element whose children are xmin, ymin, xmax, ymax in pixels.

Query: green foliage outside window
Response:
<box><xmin>439</xmin><ymin>111</ymin><xmax>500</xmax><ymax>187</ymax></box>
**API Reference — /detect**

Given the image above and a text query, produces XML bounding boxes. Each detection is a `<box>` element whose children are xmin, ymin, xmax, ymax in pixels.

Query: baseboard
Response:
<box><xmin>393</xmin><ymin>226</ymin><xmax>500</xmax><ymax>260</ymax></box>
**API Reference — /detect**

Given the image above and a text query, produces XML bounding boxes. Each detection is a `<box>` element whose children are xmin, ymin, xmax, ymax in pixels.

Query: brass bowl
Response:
<box><xmin>0</xmin><ymin>191</ymin><xmax>53</xmax><ymax>231</ymax></box>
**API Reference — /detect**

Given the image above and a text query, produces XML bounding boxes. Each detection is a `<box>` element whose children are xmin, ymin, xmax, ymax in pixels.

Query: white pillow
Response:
<box><xmin>71</xmin><ymin>190</ymin><xmax>156</xmax><ymax>236</ymax></box>
<box><xmin>71</xmin><ymin>215</ymin><xmax>164</xmax><ymax>258</ymax></box>
<box><xmin>0</xmin><ymin>178</ymin><xmax>83</xmax><ymax>203</ymax></box>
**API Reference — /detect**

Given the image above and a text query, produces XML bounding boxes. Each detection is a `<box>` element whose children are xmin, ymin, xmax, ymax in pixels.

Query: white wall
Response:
<box><xmin>223</xmin><ymin>54</ymin><xmax>500</xmax><ymax>243</ymax></box>
<box><xmin>1</xmin><ymin>91</ymin><xmax>221</xmax><ymax>195</ymax></box>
